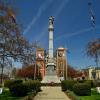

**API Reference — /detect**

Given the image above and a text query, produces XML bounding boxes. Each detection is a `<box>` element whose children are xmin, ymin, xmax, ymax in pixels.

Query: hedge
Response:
<box><xmin>85</xmin><ymin>80</ymin><xmax>97</xmax><ymax>88</ymax></box>
<box><xmin>9</xmin><ymin>83</ymin><xmax>28</xmax><ymax>97</ymax></box>
<box><xmin>24</xmin><ymin>80</ymin><xmax>41</xmax><ymax>92</ymax></box>
<box><xmin>4</xmin><ymin>80</ymin><xmax>41</xmax><ymax>97</ymax></box>
<box><xmin>41</xmin><ymin>83</ymin><xmax>61</xmax><ymax>86</ymax></box>
<box><xmin>73</xmin><ymin>83</ymin><xmax>91</xmax><ymax>96</ymax></box>
<box><xmin>61</xmin><ymin>80</ymin><xmax>77</xmax><ymax>91</ymax></box>
<box><xmin>4</xmin><ymin>79</ymin><xmax>23</xmax><ymax>88</ymax></box>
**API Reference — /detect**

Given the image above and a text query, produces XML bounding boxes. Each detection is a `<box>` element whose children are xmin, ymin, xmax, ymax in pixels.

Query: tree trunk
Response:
<box><xmin>0</xmin><ymin>57</ymin><xmax>4</xmax><ymax>84</ymax></box>
<box><xmin>95</xmin><ymin>54</ymin><xmax>99</xmax><ymax>79</ymax></box>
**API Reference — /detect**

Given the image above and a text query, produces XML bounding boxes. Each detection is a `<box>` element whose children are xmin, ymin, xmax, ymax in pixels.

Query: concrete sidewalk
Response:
<box><xmin>33</xmin><ymin>87</ymin><xmax>70</xmax><ymax>100</ymax></box>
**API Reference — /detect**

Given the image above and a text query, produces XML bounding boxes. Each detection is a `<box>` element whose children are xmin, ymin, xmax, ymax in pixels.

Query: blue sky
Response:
<box><xmin>5</xmin><ymin>0</ymin><xmax>100</xmax><ymax>69</ymax></box>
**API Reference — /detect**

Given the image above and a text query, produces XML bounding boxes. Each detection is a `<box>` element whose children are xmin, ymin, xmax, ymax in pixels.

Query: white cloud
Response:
<box><xmin>23</xmin><ymin>0</ymin><xmax>53</xmax><ymax>35</ymax></box>
<box><xmin>55</xmin><ymin>0</ymin><xmax>69</xmax><ymax>18</ymax></box>
<box><xmin>36</xmin><ymin>0</ymin><xmax>69</xmax><ymax>40</ymax></box>
<box><xmin>55</xmin><ymin>25</ymin><xmax>100</xmax><ymax>40</ymax></box>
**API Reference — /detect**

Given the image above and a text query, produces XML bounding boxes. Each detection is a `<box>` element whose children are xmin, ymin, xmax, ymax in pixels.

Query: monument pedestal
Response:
<box><xmin>41</xmin><ymin>63</ymin><xmax>60</xmax><ymax>83</ymax></box>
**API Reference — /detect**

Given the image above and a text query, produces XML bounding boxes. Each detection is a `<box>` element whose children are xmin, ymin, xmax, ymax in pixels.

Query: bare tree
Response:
<box><xmin>0</xmin><ymin>3</ymin><xmax>37</xmax><ymax>83</ymax></box>
<box><xmin>86</xmin><ymin>38</ymin><xmax>100</xmax><ymax>79</ymax></box>
<box><xmin>86</xmin><ymin>38</ymin><xmax>100</xmax><ymax>67</ymax></box>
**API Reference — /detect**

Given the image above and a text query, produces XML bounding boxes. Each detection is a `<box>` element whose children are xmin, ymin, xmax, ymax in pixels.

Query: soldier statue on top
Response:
<box><xmin>49</xmin><ymin>16</ymin><xmax>54</xmax><ymax>25</ymax></box>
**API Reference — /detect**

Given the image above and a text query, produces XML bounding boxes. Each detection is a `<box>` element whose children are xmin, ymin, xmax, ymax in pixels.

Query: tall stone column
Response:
<box><xmin>48</xmin><ymin>16</ymin><xmax>54</xmax><ymax>60</ymax></box>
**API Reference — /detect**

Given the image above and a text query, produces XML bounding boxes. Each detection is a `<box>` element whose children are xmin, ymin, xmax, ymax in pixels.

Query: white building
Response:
<box><xmin>88</xmin><ymin>67</ymin><xmax>100</xmax><ymax>80</ymax></box>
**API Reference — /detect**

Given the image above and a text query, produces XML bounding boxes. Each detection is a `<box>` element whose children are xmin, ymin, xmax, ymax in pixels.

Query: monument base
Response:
<box><xmin>41</xmin><ymin>75</ymin><xmax>60</xmax><ymax>83</ymax></box>
<box><xmin>41</xmin><ymin>64</ymin><xmax>60</xmax><ymax>83</ymax></box>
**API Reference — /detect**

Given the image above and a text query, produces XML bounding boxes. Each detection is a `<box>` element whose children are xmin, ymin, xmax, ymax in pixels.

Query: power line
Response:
<box><xmin>88</xmin><ymin>0</ymin><xmax>96</xmax><ymax>30</ymax></box>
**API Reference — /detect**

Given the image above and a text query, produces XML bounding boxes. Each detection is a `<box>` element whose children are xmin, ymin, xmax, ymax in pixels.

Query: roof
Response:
<box><xmin>58</xmin><ymin>47</ymin><xmax>65</xmax><ymax>50</ymax></box>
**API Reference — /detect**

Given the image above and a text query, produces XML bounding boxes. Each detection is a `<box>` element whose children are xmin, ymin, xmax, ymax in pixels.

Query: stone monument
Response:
<box><xmin>42</xmin><ymin>16</ymin><xmax>60</xmax><ymax>83</ymax></box>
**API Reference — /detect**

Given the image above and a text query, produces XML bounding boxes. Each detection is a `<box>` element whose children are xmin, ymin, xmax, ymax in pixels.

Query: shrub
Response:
<box><xmin>73</xmin><ymin>83</ymin><xmax>91</xmax><ymax>96</ymax></box>
<box><xmin>77</xmin><ymin>80</ymin><xmax>96</xmax><ymax>88</ymax></box>
<box><xmin>94</xmin><ymin>80</ymin><xmax>100</xmax><ymax>87</ymax></box>
<box><xmin>24</xmin><ymin>80</ymin><xmax>41</xmax><ymax>92</ymax></box>
<box><xmin>24</xmin><ymin>92</ymin><xmax>37</xmax><ymax>100</ymax></box>
<box><xmin>0</xmin><ymin>84</ymin><xmax>2</xmax><ymax>87</ymax></box>
<box><xmin>32</xmin><ymin>80</ymin><xmax>41</xmax><ymax>92</ymax></box>
<box><xmin>4</xmin><ymin>80</ymin><xmax>13</xmax><ymax>88</ymax></box>
<box><xmin>78</xmin><ymin>80</ymin><xmax>85</xmax><ymax>83</ymax></box>
<box><xmin>61</xmin><ymin>80</ymin><xmax>76</xmax><ymax>91</ymax></box>
<box><xmin>9</xmin><ymin>83</ymin><xmax>28</xmax><ymax>97</ymax></box>
<box><xmin>4</xmin><ymin>79</ymin><xmax>23</xmax><ymax>88</ymax></box>
<box><xmin>61</xmin><ymin>80</ymin><xmax>68</xmax><ymax>91</ymax></box>
<box><xmin>66</xmin><ymin>90</ymin><xmax>80</xmax><ymax>100</ymax></box>
<box><xmin>85</xmin><ymin>80</ymin><xmax>95</xmax><ymax>88</ymax></box>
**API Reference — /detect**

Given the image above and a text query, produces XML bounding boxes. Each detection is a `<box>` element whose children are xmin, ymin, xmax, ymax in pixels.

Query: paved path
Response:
<box><xmin>33</xmin><ymin>87</ymin><xmax>70</xmax><ymax>100</ymax></box>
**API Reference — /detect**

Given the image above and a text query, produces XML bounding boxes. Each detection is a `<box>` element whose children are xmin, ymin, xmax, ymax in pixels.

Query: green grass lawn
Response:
<box><xmin>0</xmin><ymin>88</ymin><xmax>23</xmax><ymax>100</ymax></box>
<box><xmin>67</xmin><ymin>88</ymin><xmax>100</xmax><ymax>100</ymax></box>
<box><xmin>79</xmin><ymin>88</ymin><xmax>100</xmax><ymax>100</ymax></box>
<box><xmin>0</xmin><ymin>88</ymin><xmax>37</xmax><ymax>100</ymax></box>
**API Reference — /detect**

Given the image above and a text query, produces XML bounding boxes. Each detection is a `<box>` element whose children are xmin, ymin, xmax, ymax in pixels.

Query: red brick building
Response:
<box><xmin>36</xmin><ymin>48</ymin><xmax>45</xmax><ymax>79</ymax></box>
